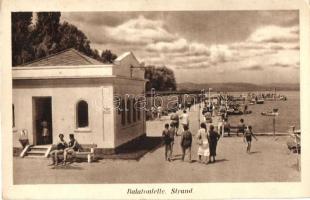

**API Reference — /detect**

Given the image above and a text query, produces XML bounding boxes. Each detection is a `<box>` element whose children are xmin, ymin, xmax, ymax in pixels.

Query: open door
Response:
<box><xmin>32</xmin><ymin>97</ymin><xmax>53</xmax><ymax>145</ymax></box>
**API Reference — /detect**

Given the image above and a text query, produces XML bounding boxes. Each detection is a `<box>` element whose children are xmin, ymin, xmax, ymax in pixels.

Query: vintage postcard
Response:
<box><xmin>1</xmin><ymin>0</ymin><xmax>310</xmax><ymax>199</ymax></box>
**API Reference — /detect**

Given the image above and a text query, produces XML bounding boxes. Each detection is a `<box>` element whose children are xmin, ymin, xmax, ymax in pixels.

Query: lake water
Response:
<box><xmin>228</xmin><ymin>91</ymin><xmax>300</xmax><ymax>133</ymax></box>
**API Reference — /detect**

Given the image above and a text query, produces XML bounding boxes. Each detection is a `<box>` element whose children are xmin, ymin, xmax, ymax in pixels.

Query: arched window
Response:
<box><xmin>12</xmin><ymin>104</ymin><xmax>15</xmax><ymax>127</ymax></box>
<box><xmin>77</xmin><ymin>100</ymin><xmax>89</xmax><ymax>128</ymax></box>
<box><xmin>127</xmin><ymin>98</ymin><xmax>131</xmax><ymax>124</ymax></box>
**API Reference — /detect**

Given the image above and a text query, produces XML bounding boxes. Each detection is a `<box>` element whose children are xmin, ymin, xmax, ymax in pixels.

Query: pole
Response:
<box><xmin>198</xmin><ymin>89</ymin><xmax>204</xmax><ymax>129</ymax></box>
<box><xmin>273</xmin><ymin>115</ymin><xmax>276</xmax><ymax>137</ymax></box>
<box><xmin>208</xmin><ymin>88</ymin><xmax>212</xmax><ymax>105</ymax></box>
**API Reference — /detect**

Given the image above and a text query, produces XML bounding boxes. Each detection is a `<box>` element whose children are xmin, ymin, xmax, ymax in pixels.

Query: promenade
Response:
<box><xmin>13</xmin><ymin>106</ymin><xmax>300</xmax><ymax>184</ymax></box>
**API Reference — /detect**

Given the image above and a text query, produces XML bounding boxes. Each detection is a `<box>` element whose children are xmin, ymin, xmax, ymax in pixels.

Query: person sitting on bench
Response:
<box><xmin>63</xmin><ymin>134</ymin><xmax>81</xmax><ymax>165</ymax></box>
<box><xmin>49</xmin><ymin>134</ymin><xmax>68</xmax><ymax>165</ymax></box>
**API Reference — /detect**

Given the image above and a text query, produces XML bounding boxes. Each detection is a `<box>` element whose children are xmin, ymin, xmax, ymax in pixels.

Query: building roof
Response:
<box><xmin>21</xmin><ymin>48</ymin><xmax>103</xmax><ymax>67</ymax></box>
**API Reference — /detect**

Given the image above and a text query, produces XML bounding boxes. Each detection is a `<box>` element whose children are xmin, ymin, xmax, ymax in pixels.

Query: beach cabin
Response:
<box><xmin>12</xmin><ymin>48</ymin><xmax>146</xmax><ymax>156</ymax></box>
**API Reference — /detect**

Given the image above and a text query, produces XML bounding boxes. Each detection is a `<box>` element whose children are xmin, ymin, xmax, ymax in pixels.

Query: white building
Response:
<box><xmin>12</xmin><ymin>48</ymin><xmax>146</xmax><ymax>154</ymax></box>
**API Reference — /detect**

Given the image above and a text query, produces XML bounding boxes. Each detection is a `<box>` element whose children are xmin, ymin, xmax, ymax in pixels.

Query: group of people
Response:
<box><xmin>162</xmin><ymin>108</ymin><xmax>258</xmax><ymax>162</ymax></box>
<box><xmin>162</xmin><ymin>108</ymin><xmax>222</xmax><ymax>163</ymax></box>
<box><xmin>162</xmin><ymin>121</ymin><xmax>221</xmax><ymax>163</ymax></box>
<box><xmin>49</xmin><ymin>133</ymin><xmax>81</xmax><ymax>165</ymax></box>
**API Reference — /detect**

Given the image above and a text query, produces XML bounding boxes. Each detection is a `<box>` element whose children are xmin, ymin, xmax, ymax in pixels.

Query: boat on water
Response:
<box><xmin>264</xmin><ymin>96</ymin><xmax>287</xmax><ymax>101</ymax></box>
<box><xmin>261</xmin><ymin>111</ymin><xmax>278</xmax><ymax>116</ymax></box>
<box><xmin>256</xmin><ymin>99</ymin><xmax>264</xmax><ymax>104</ymax></box>
<box><xmin>227</xmin><ymin>108</ymin><xmax>243</xmax><ymax>115</ymax></box>
<box><xmin>261</xmin><ymin>108</ymin><xmax>279</xmax><ymax>116</ymax></box>
<box><xmin>249</xmin><ymin>98</ymin><xmax>264</xmax><ymax>104</ymax></box>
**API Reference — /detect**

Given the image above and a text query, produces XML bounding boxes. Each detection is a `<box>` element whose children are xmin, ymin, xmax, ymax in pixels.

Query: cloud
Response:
<box><xmin>248</xmin><ymin>25</ymin><xmax>299</xmax><ymax>43</ymax></box>
<box><xmin>175</xmin><ymin>62</ymin><xmax>210</xmax><ymax>70</ymax></box>
<box><xmin>241</xmin><ymin>65</ymin><xmax>264</xmax><ymax>71</ymax></box>
<box><xmin>169</xmin><ymin>55</ymin><xmax>210</xmax><ymax>65</ymax></box>
<box><xmin>270</xmin><ymin>62</ymin><xmax>291</xmax><ymax>68</ymax></box>
<box><xmin>102</xmin><ymin>15</ymin><xmax>177</xmax><ymax>45</ymax></box>
<box><xmin>146</xmin><ymin>38</ymin><xmax>211</xmax><ymax>56</ymax></box>
<box><xmin>146</xmin><ymin>38</ymin><xmax>188</xmax><ymax>53</ymax></box>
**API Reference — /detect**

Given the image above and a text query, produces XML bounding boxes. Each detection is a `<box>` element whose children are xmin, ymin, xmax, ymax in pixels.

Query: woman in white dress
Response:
<box><xmin>196</xmin><ymin>123</ymin><xmax>210</xmax><ymax>164</ymax></box>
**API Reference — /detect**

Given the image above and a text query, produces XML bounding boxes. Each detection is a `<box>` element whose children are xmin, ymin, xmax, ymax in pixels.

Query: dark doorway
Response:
<box><xmin>32</xmin><ymin>97</ymin><xmax>53</xmax><ymax>145</ymax></box>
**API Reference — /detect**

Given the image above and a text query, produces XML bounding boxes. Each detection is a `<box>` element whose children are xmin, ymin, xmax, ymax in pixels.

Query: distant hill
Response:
<box><xmin>177</xmin><ymin>82</ymin><xmax>299</xmax><ymax>92</ymax></box>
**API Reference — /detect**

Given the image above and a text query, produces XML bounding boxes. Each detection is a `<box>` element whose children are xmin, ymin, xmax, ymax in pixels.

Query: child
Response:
<box><xmin>180</xmin><ymin>125</ymin><xmax>192</xmax><ymax>162</ymax></box>
<box><xmin>41</xmin><ymin>120</ymin><xmax>49</xmax><ymax>144</ymax></box>
<box><xmin>162</xmin><ymin>124</ymin><xmax>172</xmax><ymax>161</ymax></box>
<box><xmin>244</xmin><ymin>126</ymin><xmax>258</xmax><ymax>153</ymax></box>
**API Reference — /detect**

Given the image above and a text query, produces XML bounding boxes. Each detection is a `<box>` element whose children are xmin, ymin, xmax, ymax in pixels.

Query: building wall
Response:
<box><xmin>113</xmin><ymin>78</ymin><xmax>146</xmax><ymax>147</ymax></box>
<box><xmin>12</xmin><ymin>81</ymin><xmax>115</xmax><ymax>148</ymax></box>
<box><xmin>113</xmin><ymin>53</ymin><xmax>144</xmax><ymax>80</ymax></box>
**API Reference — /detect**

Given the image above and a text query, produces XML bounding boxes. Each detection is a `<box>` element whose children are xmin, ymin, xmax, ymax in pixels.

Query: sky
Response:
<box><xmin>61</xmin><ymin>11</ymin><xmax>299</xmax><ymax>84</ymax></box>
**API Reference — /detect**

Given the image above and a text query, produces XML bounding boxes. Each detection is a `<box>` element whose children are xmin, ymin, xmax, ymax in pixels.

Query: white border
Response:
<box><xmin>1</xmin><ymin>0</ymin><xmax>310</xmax><ymax>199</ymax></box>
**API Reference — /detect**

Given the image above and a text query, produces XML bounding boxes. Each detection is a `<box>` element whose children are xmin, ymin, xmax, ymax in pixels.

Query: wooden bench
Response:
<box><xmin>75</xmin><ymin>144</ymin><xmax>97</xmax><ymax>163</ymax></box>
<box><xmin>52</xmin><ymin>144</ymin><xmax>97</xmax><ymax>163</ymax></box>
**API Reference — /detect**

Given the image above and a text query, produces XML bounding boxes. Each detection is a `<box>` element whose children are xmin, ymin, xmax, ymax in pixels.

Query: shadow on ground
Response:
<box><xmin>96</xmin><ymin>136</ymin><xmax>163</xmax><ymax>161</ymax></box>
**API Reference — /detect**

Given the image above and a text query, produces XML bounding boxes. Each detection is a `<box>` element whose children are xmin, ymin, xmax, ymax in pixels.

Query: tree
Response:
<box><xmin>101</xmin><ymin>50</ymin><xmax>117</xmax><ymax>63</ymax></box>
<box><xmin>31</xmin><ymin>12</ymin><xmax>62</xmax><ymax>58</ymax></box>
<box><xmin>11</xmin><ymin>12</ymin><xmax>33</xmax><ymax>66</ymax></box>
<box><xmin>145</xmin><ymin>65</ymin><xmax>177</xmax><ymax>91</ymax></box>
<box><xmin>12</xmin><ymin>12</ymin><xmax>118</xmax><ymax>66</ymax></box>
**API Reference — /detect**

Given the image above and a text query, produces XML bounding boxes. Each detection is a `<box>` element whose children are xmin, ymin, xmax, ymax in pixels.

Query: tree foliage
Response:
<box><xmin>145</xmin><ymin>65</ymin><xmax>177</xmax><ymax>91</ymax></box>
<box><xmin>12</xmin><ymin>12</ymin><xmax>33</xmax><ymax>66</ymax></box>
<box><xmin>11</xmin><ymin>12</ymin><xmax>176</xmax><ymax>91</ymax></box>
<box><xmin>11</xmin><ymin>12</ymin><xmax>117</xmax><ymax>66</ymax></box>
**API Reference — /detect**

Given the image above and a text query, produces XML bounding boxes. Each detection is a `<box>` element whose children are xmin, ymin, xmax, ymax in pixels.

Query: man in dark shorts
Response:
<box><xmin>63</xmin><ymin>134</ymin><xmax>81</xmax><ymax>165</ymax></box>
<box><xmin>49</xmin><ymin>133</ymin><xmax>68</xmax><ymax>165</ymax></box>
<box><xmin>180</xmin><ymin>125</ymin><xmax>192</xmax><ymax>162</ymax></box>
<box><xmin>162</xmin><ymin>123</ymin><xmax>172</xmax><ymax>161</ymax></box>
<box><xmin>244</xmin><ymin>126</ymin><xmax>258</xmax><ymax>153</ymax></box>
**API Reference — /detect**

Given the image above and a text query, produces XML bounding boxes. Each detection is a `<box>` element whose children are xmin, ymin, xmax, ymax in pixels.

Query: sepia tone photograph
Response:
<box><xmin>10</xmin><ymin>10</ymin><xmax>302</xmax><ymax>185</ymax></box>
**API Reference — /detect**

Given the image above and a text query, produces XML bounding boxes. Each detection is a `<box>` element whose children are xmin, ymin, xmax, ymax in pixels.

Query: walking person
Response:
<box><xmin>49</xmin><ymin>134</ymin><xmax>68</xmax><ymax>166</ymax></box>
<box><xmin>170</xmin><ymin>110</ymin><xmax>179</xmax><ymax>136</ymax></box>
<box><xmin>180</xmin><ymin>110</ymin><xmax>189</xmax><ymax>131</ymax></box>
<box><xmin>217</xmin><ymin>114</ymin><xmax>225</xmax><ymax>137</ymax></box>
<box><xmin>180</xmin><ymin>125</ymin><xmax>192</xmax><ymax>162</ymax></box>
<box><xmin>244</xmin><ymin>126</ymin><xmax>258</xmax><ymax>153</ymax></box>
<box><xmin>209</xmin><ymin>125</ymin><xmax>221</xmax><ymax>163</ymax></box>
<box><xmin>162</xmin><ymin>123</ymin><xmax>173</xmax><ymax>161</ymax></box>
<box><xmin>196</xmin><ymin>123</ymin><xmax>210</xmax><ymax>164</ymax></box>
<box><xmin>223</xmin><ymin>118</ymin><xmax>231</xmax><ymax>137</ymax></box>
<box><xmin>168</xmin><ymin>123</ymin><xmax>176</xmax><ymax>160</ymax></box>
<box><xmin>157</xmin><ymin>106</ymin><xmax>163</xmax><ymax>120</ymax></box>
<box><xmin>237</xmin><ymin>118</ymin><xmax>246</xmax><ymax>136</ymax></box>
